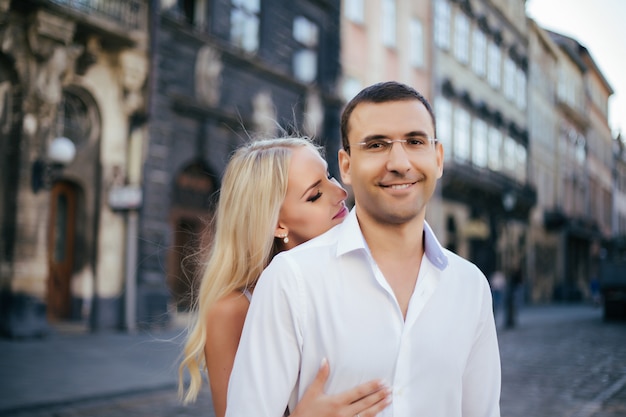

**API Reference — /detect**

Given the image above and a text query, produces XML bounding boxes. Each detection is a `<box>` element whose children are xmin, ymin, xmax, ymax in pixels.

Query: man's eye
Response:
<box><xmin>407</xmin><ymin>138</ymin><xmax>425</xmax><ymax>146</ymax></box>
<box><xmin>365</xmin><ymin>140</ymin><xmax>388</xmax><ymax>150</ymax></box>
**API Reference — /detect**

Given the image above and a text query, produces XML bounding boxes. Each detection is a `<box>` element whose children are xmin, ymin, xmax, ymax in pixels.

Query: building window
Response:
<box><xmin>342</xmin><ymin>76</ymin><xmax>362</xmax><ymax>102</ymax></box>
<box><xmin>293</xmin><ymin>16</ymin><xmax>319</xmax><ymax>83</ymax></box>
<box><xmin>488</xmin><ymin>126</ymin><xmax>502</xmax><ymax>171</ymax></box>
<box><xmin>178</xmin><ymin>0</ymin><xmax>207</xmax><ymax>27</ymax></box>
<box><xmin>472</xmin><ymin>28</ymin><xmax>486</xmax><ymax>77</ymax></box>
<box><xmin>503</xmin><ymin>136</ymin><xmax>517</xmax><ymax>174</ymax></box>
<box><xmin>575</xmin><ymin>135</ymin><xmax>586</xmax><ymax>165</ymax></box>
<box><xmin>472</xmin><ymin>118</ymin><xmax>488</xmax><ymax>168</ymax></box>
<box><xmin>487</xmin><ymin>41</ymin><xmax>501</xmax><ymax>89</ymax></box>
<box><xmin>435</xmin><ymin>96</ymin><xmax>452</xmax><ymax>151</ymax></box>
<box><xmin>516</xmin><ymin>142</ymin><xmax>527</xmax><ymax>182</ymax></box>
<box><xmin>503</xmin><ymin>57</ymin><xmax>516</xmax><ymax>100</ymax></box>
<box><xmin>382</xmin><ymin>0</ymin><xmax>396</xmax><ymax>47</ymax></box>
<box><xmin>230</xmin><ymin>0</ymin><xmax>260</xmax><ymax>53</ymax></box>
<box><xmin>434</xmin><ymin>0</ymin><xmax>451</xmax><ymax>50</ymax></box>
<box><xmin>453</xmin><ymin>107</ymin><xmax>471</xmax><ymax>161</ymax></box>
<box><xmin>453</xmin><ymin>12</ymin><xmax>469</xmax><ymax>64</ymax></box>
<box><xmin>345</xmin><ymin>0</ymin><xmax>364</xmax><ymax>23</ymax></box>
<box><xmin>516</xmin><ymin>67</ymin><xmax>527</xmax><ymax>110</ymax></box>
<box><xmin>410</xmin><ymin>18</ymin><xmax>424</xmax><ymax>67</ymax></box>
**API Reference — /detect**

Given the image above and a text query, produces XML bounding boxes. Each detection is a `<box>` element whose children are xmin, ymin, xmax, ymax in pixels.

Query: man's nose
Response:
<box><xmin>386</xmin><ymin>141</ymin><xmax>412</xmax><ymax>173</ymax></box>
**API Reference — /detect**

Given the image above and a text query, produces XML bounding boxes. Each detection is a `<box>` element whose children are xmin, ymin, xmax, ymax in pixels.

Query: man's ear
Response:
<box><xmin>338</xmin><ymin>149</ymin><xmax>352</xmax><ymax>186</ymax></box>
<box><xmin>436</xmin><ymin>141</ymin><xmax>444</xmax><ymax>179</ymax></box>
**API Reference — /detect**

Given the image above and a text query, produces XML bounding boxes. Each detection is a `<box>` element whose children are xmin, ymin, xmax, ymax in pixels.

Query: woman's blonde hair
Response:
<box><xmin>178</xmin><ymin>137</ymin><xmax>320</xmax><ymax>403</ymax></box>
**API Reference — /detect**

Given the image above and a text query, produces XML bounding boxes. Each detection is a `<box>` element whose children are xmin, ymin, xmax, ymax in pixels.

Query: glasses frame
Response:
<box><xmin>351</xmin><ymin>137</ymin><xmax>439</xmax><ymax>154</ymax></box>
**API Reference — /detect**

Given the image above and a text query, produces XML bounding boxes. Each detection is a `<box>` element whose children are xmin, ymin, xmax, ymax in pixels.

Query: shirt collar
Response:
<box><xmin>337</xmin><ymin>207</ymin><xmax>449</xmax><ymax>271</ymax></box>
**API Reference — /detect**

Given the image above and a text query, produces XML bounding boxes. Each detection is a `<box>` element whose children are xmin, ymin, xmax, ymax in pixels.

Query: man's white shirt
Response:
<box><xmin>226</xmin><ymin>209</ymin><xmax>501</xmax><ymax>417</ymax></box>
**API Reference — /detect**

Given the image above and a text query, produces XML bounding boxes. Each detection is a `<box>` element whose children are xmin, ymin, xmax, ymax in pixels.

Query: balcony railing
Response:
<box><xmin>49</xmin><ymin>0</ymin><xmax>146</xmax><ymax>31</ymax></box>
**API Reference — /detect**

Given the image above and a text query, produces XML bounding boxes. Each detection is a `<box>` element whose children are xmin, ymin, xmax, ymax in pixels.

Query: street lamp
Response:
<box><xmin>31</xmin><ymin>136</ymin><xmax>76</xmax><ymax>193</ymax></box>
<box><xmin>502</xmin><ymin>190</ymin><xmax>518</xmax><ymax>329</ymax></box>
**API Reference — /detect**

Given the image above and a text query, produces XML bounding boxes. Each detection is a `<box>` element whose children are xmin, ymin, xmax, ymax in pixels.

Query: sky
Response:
<box><xmin>526</xmin><ymin>0</ymin><xmax>626</xmax><ymax>137</ymax></box>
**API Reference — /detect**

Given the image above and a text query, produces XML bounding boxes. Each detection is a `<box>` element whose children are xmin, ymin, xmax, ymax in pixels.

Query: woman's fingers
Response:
<box><xmin>336</xmin><ymin>378</ymin><xmax>388</xmax><ymax>403</ymax></box>
<box><xmin>348</xmin><ymin>385</ymin><xmax>392</xmax><ymax>417</ymax></box>
<box><xmin>291</xmin><ymin>359</ymin><xmax>392</xmax><ymax>417</ymax></box>
<box><xmin>306</xmin><ymin>358</ymin><xmax>330</xmax><ymax>395</ymax></box>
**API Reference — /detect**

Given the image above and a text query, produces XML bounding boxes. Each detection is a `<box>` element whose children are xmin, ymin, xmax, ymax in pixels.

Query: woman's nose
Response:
<box><xmin>330</xmin><ymin>177</ymin><xmax>348</xmax><ymax>201</ymax></box>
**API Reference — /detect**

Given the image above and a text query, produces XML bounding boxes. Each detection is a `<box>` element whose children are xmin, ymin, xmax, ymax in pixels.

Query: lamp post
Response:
<box><xmin>31</xmin><ymin>136</ymin><xmax>76</xmax><ymax>192</ymax></box>
<box><xmin>502</xmin><ymin>191</ymin><xmax>517</xmax><ymax>329</ymax></box>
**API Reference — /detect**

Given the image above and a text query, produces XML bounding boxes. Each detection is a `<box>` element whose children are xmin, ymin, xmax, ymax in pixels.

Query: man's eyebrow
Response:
<box><xmin>361</xmin><ymin>134</ymin><xmax>390</xmax><ymax>142</ymax></box>
<box><xmin>361</xmin><ymin>131</ymin><xmax>430</xmax><ymax>141</ymax></box>
<box><xmin>404</xmin><ymin>130</ymin><xmax>430</xmax><ymax>137</ymax></box>
<box><xmin>301</xmin><ymin>179</ymin><xmax>322</xmax><ymax>199</ymax></box>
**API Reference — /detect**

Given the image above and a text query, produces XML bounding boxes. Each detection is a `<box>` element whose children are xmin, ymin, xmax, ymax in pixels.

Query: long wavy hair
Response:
<box><xmin>178</xmin><ymin>137</ymin><xmax>320</xmax><ymax>404</ymax></box>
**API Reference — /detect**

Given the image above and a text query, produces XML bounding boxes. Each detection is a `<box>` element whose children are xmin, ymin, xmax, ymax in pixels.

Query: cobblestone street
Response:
<box><xmin>3</xmin><ymin>304</ymin><xmax>625</xmax><ymax>417</ymax></box>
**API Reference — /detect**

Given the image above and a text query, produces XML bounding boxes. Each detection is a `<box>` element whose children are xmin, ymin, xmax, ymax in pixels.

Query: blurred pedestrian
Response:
<box><xmin>178</xmin><ymin>137</ymin><xmax>390</xmax><ymax>417</ymax></box>
<box><xmin>490</xmin><ymin>269</ymin><xmax>506</xmax><ymax>320</ymax></box>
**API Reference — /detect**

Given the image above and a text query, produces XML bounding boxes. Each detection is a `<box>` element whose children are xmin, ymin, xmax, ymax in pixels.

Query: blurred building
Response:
<box><xmin>0</xmin><ymin>0</ymin><xmax>343</xmax><ymax>336</ymax></box>
<box><xmin>614</xmin><ymin>135</ymin><xmax>626</xmax><ymax>237</ymax></box>
<box><xmin>136</xmin><ymin>0</ymin><xmax>342</xmax><ymax>326</ymax></box>
<box><xmin>526</xmin><ymin>19</ymin><xmax>561</xmax><ymax>302</ymax></box>
<box><xmin>341</xmin><ymin>0</ymin><xmax>536</xmax><ymax>283</ymax></box>
<box><xmin>340</xmin><ymin>0</ymin><xmax>623</xmax><ymax>306</ymax></box>
<box><xmin>532</xmin><ymin>30</ymin><xmax>614</xmax><ymax>302</ymax></box>
<box><xmin>0</xmin><ymin>0</ymin><xmax>149</xmax><ymax>337</ymax></box>
<box><xmin>430</xmin><ymin>0</ymin><xmax>535</xmax><ymax>282</ymax></box>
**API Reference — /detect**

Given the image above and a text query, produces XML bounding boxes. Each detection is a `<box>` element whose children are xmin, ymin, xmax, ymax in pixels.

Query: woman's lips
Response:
<box><xmin>333</xmin><ymin>204</ymin><xmax>348</xmax><ymax>220</ymax></box>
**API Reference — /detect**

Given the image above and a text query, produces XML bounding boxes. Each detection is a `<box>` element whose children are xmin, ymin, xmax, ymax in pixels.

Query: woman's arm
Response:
<box><xmin>206</xmin><ymin>294</ymin><xmax>392</xmax><ymax>417</ymax></box>
<box><xmin>205</xmin><ymin>293</ymin><xmax>250</xmax><ymax>417</ymax></box>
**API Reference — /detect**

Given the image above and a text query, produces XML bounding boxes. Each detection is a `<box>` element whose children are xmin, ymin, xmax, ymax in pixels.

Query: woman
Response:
<box><xmin>179</xmin><ymin>138</ymin><xmax>391</xmax><ymax>417</ymax></box>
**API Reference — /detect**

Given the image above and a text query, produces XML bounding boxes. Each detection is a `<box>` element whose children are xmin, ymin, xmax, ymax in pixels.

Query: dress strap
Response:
<box><xmin>242</xmin><ymin>287</ymin><xmax>252</xmax><ymax>302</ymax></box>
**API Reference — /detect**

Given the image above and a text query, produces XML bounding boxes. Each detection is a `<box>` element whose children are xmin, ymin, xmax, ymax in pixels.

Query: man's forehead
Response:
<box><xmin>349</xmin><ymin>100</ymin><xmax>434</xmax><ymax>134</ymax></box>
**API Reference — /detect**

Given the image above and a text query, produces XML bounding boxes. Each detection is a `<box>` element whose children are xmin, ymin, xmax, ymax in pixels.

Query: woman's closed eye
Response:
<box><xmin>307</xmin><ymin>191</ymin><xmax>322</xmax><ymax>202</ymax></box>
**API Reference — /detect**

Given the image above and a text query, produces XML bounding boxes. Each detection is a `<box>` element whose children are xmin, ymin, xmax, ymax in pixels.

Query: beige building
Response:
<box><xmin>0</xmin><ymin>0</ymin><xmax>149</xmax><ymax>336</ymax></box>
<box><xmin>340</xmin><ymin>0</ymin><xmax>433</xmax><ymax>103</ymax></box>
<box><xmin>544</xmin><ymin>30</ymin><xmax>613</xmax><ymax>301</ymax></box>
<box><xmin>430</xmin><ymin>0</ymin><xmax>534</xmax><ymax>290</ymax></box>
<box><xmin>526</xmin><ymin>19</ymin><xmax>561</xmax><ymax>302</ymax></box>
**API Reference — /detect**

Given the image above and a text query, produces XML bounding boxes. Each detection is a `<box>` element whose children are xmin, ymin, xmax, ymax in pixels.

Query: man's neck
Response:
<box><xmin>356</xmin><ymin>209</ymin><xmax>426</xmax><ymax>262</ymax></box>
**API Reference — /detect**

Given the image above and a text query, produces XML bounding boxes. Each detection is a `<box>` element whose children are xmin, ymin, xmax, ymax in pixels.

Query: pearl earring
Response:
<box><xmin>283</xmin><ymin>235</ymin><xmax>289</xmax><ymax>244</ymax></box>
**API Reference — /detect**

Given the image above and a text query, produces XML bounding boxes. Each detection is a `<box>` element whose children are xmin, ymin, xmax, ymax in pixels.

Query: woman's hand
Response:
<box><xmin>289</xmin><ymin>358</ymin><xmax>392</xmax><ymax>417</ymax></box>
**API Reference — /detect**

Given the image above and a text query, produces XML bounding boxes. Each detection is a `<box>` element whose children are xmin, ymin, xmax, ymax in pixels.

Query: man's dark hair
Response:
<box><xmin>340</xmin><ymin>81</ymin><xmax>437</xmax><ymax>152</ymax></box>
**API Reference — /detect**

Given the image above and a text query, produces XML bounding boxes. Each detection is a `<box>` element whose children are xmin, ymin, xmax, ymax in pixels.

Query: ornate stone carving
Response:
<box><xmin>252</xmin><ymin>90</ymin><xmax>277</xmax><ymax>138</ymax></box>
<box><xmin>0</xmin><ymin>10</ymin><xmax>77</xmax><ymax>149</ymax></box>
<box><xmin>27</xmin><ymin>10</ymin><xmax>76</xmax><ymax>60</ymax></box>
<box><xmin>194</xmin><ymin>45</ymin><xmax>222</xmax><ymax>107</ymax></box>
<box><xmin>119</xmin><ymin>48</ymin><xmax>148</xmax><ymax>115</ymax></box>
<box><xmin>0</xmin><ymin>80</ymin><xmax>12</xmax><ymax>134</ymax></box>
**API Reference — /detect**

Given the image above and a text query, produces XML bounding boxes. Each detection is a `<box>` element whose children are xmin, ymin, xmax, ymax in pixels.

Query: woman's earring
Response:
<box><xmin>283</xmin><ymin>235</ymin><xmax>289</xmax><ymax>244</ymax></box>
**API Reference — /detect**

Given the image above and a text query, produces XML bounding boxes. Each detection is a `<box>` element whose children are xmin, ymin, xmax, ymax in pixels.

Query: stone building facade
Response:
<box><xmin>0</xmin><ymin>0</ymin><xmax>149</xmax><ymax>336</ymax></box>
<box><xmin>135</xmin><ymin>0</ymin><xmax>343</xmax><ymax>326</ymax></box>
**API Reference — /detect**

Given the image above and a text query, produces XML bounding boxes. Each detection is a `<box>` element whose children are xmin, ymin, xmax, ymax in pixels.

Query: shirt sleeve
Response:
<box><xmin>225</xmin><ymin>255</ymin><xmax>303</xmax><ymax>417</ymax></box>
<box><xmin>461</xmin><ymin>275</ymin><xmax>502</xmax><ymax>417</ymax></box>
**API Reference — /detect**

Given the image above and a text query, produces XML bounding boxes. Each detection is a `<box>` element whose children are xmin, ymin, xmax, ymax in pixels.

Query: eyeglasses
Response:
<box><xmin>352</xmin><ymin>136</ymin><xmax>438</xmax><ymax>154</ymax></box>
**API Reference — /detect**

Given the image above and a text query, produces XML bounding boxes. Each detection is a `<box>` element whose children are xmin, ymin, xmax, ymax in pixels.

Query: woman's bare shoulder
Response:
<box><xmin>205</xmin><ymin>291</ymin><xmax>249</xmax><ymax>332</ymax></box>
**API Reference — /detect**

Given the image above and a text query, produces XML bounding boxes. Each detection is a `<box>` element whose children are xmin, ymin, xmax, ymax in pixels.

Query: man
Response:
<box><xmin>226</xmin><ymin>81</ymin><xmax>501</xmax><ymax>416</ymax></box>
